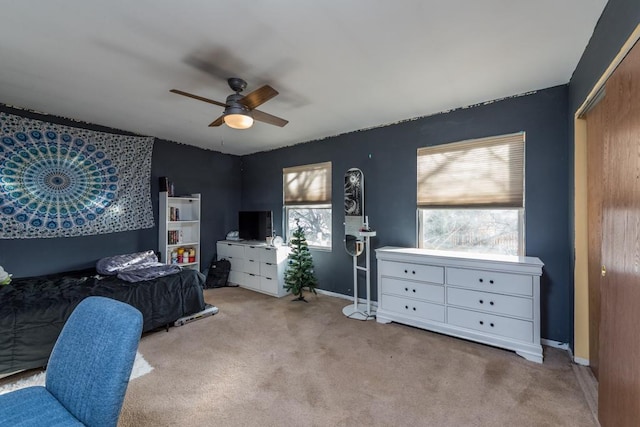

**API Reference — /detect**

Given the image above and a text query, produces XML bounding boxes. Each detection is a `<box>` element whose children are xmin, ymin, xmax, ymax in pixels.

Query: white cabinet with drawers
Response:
<box><xmin>217</xmin><ymin>240</ymin><xmax>291</xmax><ymax>297</ymax></box>
<box><xmin>376</xmin><ymin>247</ymin><xmax>544</xmax><ymax>363</ymax></box>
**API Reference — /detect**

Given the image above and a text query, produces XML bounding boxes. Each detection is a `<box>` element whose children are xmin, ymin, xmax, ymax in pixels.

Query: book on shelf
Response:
<box><xmin>169</xmin><ymin>207</ymin><xmax>180</xmax><ymax>221</ymax></box>
<box><xmin>159</xmin><ymin>176</ymin><xmax>174</xmax><ymax>196</ymax></box>
<box><xmin>168</xmin><ymin>230</ymin><xmax>181</xmax><ymax>245</ymax></box>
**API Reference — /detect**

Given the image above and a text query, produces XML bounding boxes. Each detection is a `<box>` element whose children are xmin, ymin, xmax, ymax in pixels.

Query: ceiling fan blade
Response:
<box><xmin>170</xmin><ymin>89</ymin><xmax>227</xmax><ymax>108</ymax></box>
<box><xmin>252</xmin><ymin>109</ymin><xmax>289</xmax><ymax>127</ymax></box>
<box><xmin>239</xmin><ymin>85</ymin><xmax>279</xmax><ymax>110</ymax></box>
<box><xmin>208</xmin><ymin>115</ymin><xmax>225</xmax><ymax>127</ymax></box>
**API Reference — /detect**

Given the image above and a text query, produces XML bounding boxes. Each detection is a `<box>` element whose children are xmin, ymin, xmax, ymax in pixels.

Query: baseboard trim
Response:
<box><xmin>573</xmin><ymin>356</ymin><xmax>590</xmax><ymax>366</ymax></box>
<box><xmin>541</xmin><ymin>339</ymin><xmax>569</xmax><ymax>350</ymax></box>
<box><xmin>316</xmin><ymin>289</ymin><xmax>378</xmax><ymax>307</ymax></box>
<box><xmin>315</xmin><ymin>288</ymin><xmax>351</xmax><ymax>300</ymax></box>
<box><xmin>566</xmin><ymin>346</ymin><xmax>591</xmax><ymax>366</ymax></box>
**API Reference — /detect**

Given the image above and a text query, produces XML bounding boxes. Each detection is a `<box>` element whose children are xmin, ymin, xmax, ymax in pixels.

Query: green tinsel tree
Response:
<box><xmin>284</xmin><ymin>219</ymin><xmax>318</xmax><ymax>302</ymax></box>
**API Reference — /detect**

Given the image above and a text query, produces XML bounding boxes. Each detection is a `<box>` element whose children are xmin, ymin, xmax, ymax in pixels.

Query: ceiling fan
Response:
<box><xmin>170</xmin><ymin>78</ymin><xmax>288</xmax><ymax>130</ymax></box>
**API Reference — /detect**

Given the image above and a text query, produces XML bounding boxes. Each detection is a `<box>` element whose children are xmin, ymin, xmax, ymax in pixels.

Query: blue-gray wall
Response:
<box><xmin>0</xmin><ymin>105</ymin><xmax>242</xmax><ymax>278</ymax></box>
<box><xmin>241</xmin><ymin>85</ymin><xmax>570</xmax><ymax>342</ymax></box>
<box><xmin>566</xmin><ymin>0</ymin><xmax>640</xmax><ymax>348</ymax></box>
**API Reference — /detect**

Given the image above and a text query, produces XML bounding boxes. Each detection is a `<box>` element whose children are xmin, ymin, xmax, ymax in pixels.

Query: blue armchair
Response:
<box><xmin>0</xmin><ymin>296</ymin><xmax>143</xmax><ymax>426</ymax></box>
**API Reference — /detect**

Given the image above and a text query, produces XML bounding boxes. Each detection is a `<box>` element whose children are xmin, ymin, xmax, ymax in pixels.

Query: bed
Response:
<box><xmin>0</xmin><ymin>266</ymin><xmax>205</xmax><ymax>375</ymax></box>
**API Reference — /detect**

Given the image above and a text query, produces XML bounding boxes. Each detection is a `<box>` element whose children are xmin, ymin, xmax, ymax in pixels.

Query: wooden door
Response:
<box><xmin>597</xmin><ymin>40</ymin><xmax>640</xmax><ymax>427</ymax></box>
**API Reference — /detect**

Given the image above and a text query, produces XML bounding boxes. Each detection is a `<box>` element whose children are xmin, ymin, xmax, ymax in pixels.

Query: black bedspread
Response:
<box><xmin>0</xmin><ymin>268</ymin><xmax>205</xmax><ymax>375</ymax></box>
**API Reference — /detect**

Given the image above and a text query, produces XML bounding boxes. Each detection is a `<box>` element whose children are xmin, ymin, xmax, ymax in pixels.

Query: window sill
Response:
<box><xmin>308</xmin><ymin>246</ymin><xmax>332</xmax><ymax>252</ymax></box>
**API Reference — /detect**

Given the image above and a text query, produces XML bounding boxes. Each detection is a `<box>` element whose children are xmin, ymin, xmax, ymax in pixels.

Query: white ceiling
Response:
<box><xmin>0</xmin><ymin>1</ymin><xmax>607</xmax><ymax>155</ymax></box>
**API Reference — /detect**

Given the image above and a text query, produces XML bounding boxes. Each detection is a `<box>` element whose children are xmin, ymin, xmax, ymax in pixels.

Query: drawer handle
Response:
<box><xmin>266</xmin><ymin>262</ymin><xmax>273</xmax><ymax>266</ymax></box>
<box><xmin>405</xmin><ymin>287</ymin><xmax>408</xmax><ymax>291</ymax></box>
<box><xmin>490</xmin><ymin>280</ymin><xmax>494</xmax><ymax>284</ymax></box>
<box><xmin>404</xmin><ymin>269</ymin><xmax>408</xmax><ymax>274</ymax></box>
<box><xmin>265</xmin><ymin>277</ymin><xmax>272</xmax><ymax>281</ymax></box>
<box><xmin>405</xmin><ymin>305</ymin><xmax>409</xmax><ymax>309</ymax></box>
<box><xmin>412</xmin><ymin>289</ymin><xmax>416</xmax><ymax>293</ymax></box>
<box><xmin>490</xmin><ymin>301</ymin><xmax>494</xmax><ymax>306</ymax></box>
<box><xmin>490</xmin><ymin>323</ymin><xmax>495</xmax><ymax>327</ymax></box>
<box><xmin>479</xmin><ymin>299</ymin><xmax>484</xmax><ymax>304</ymax></box>
<box><xmin>412</xmin><ymin>307</ymin><xmax>416</xmax><ymax>311</ymax></box>
<box><xmin>412</xmin><ymin>270</ymin><xmax>416</xmax><ymax>275</ymax></box>
<box><xmin>479</xmin><ymin>278</ymin><xmax>483</xmax><ymax>283</ymax></box>
<box><xmin>479</xmin><ymin>320</ymin><xmax>484</xmax><ymax>325</ymax></box>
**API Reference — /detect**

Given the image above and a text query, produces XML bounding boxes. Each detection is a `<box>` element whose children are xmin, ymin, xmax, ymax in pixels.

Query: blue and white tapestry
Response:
<box><xmin>0</xmin><ymin>112</ymin><xmax>154</xmax><ymax>239</ymax></box>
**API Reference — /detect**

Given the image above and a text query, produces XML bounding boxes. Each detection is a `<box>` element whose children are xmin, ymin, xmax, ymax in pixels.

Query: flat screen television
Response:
<box><xmin>238</xmin><ymin>210</ymin><xmax>273</xmax><ymax>241</ymax></box>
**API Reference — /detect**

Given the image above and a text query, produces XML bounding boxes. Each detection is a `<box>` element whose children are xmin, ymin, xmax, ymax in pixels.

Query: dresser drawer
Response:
<box><xmin>447</xmin><ymin>267</ymin><xmax>532</xmax><ymax>296</ymax></box>
<box><xmin>260</xmin><ymin>276</ymin><xmax>279</xmax><ymax>294</ymax></box>
<box><xmin>379</xmin><ymin>261</ymin><xmax>444</xmax><ymax>284</ymax></box>
<box><xmin>245</xmin><ymin>245</ymin><xmax>262</xmax><ymax>261</ymax></box>
<box><xmin>381</xmin><ymin>294</ymin><xmax>445</xmax><ymax>322</ymax></box>
<box><xmin>447</xmin><ymin>307</ymin><xmax>533</xmax><ymax>342</ymax></box>
<box><xmin>217</xmin><ymin>242</ymin><xmax>245</xmax><ymax>259</ymax></box>
<box><xmin>260</xmin><ymin>247</ymin><xmax>278</xmax><ymax>263</ymax></box>
<box><xmin>381</xmin><ymin>277</ymin><xmax>444</xmax><ymax>303</ymax></box>
<box><xmin>243</xmin><ymin>273</ymin><xmax>260</xmax><ymax>291</ymax></box>
<box><xmin>447</xmin><ymin>287</ymin><xmax>533</xmax><ymax>319</ymax></box>
<box><xmin>227</xmin><ymin>256</ymin><xmax>244</xmax><ymax>273</ymax></box>
<box><xmin>244</xmin><ymin>258</ymin><xmax>260</xmax><ymax>275</ymax></box>
<box><xmin>260</xmin><ymin>262</ymin><xmax>277</xmax><ymax>279</ymax></box>
<box><xmin>228</xmin><ymin>270</ymin><xmax>245</xmax><ymax>286</ymax></box>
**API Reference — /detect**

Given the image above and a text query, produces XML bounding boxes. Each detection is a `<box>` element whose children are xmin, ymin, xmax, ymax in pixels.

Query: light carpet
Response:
<box><xmin>0</xmin><ymin>351</ymin><xmax>153</xmax><ymax>395</ymax></box>
<box><xmin>118</xmin><ymin>287</ymin><xmax>596</xmax><ymax>426</ymax></box>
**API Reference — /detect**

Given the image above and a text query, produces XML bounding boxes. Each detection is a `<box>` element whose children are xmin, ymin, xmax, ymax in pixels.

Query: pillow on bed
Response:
<box><xmin>96</xmin><ymin>250</ymin><xmax>160</xmax><ymax>275</ymax></box>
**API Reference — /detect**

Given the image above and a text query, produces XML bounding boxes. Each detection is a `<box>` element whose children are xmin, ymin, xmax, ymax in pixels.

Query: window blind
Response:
<box><xmin>283</xmin><ymin>161</ymin><xmax>332</xmax><ymax>205</ymax></box>
<box><xmin>417</xmin><ymin>133</ymin><xmax>524</xmax><ymax>208</ymax></box>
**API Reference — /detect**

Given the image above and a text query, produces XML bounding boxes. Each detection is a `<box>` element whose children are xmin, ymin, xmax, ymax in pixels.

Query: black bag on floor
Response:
<box><xmin>205</xmin><ymin>256</ymin><xmax>234</xmax><ymax>288</ymax></box>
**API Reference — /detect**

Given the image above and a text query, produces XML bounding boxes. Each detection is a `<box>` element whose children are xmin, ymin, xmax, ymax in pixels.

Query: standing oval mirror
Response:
<box><xmin>344</xmin><ymin>168</ymin><xmax>364</xmax><ymax>256</ymax></box>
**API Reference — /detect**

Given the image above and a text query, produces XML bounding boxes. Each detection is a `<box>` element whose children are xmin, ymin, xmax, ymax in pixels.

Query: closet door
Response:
<box><xmin>597</xmin><ymin>40</ymin><xmax>640</xmax><ymax>427</ymax></box>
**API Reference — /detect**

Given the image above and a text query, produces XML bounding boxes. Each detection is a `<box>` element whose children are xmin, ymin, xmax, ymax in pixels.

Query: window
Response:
<box><xmin>417</xmin><ymin>133</ymin><xmax>525</xmax><ymax>256</ymax></box>
<box><xmin>283</xmin><ymin>161</ymin><xmax>332</xmax><ymax>248</ymax></box>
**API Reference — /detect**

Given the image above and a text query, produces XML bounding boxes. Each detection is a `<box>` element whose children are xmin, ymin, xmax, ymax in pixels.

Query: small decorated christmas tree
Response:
<box><xmin>284</xmin><ymin>219</ymin><xmax>318</xmax><ymax>302</ymax></box>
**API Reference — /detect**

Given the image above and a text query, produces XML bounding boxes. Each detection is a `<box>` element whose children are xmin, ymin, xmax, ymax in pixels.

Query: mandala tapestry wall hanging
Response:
<box><xmin>0</xmin><ymin>113</ymin><xmax>154</xmax><ymax>239</ymax></box>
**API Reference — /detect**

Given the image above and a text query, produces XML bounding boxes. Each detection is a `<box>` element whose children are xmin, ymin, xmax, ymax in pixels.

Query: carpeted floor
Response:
<box><xmin>118</xmin><ymin>287</ymin><xmax>596</xmax><ymax>427</ymax></box>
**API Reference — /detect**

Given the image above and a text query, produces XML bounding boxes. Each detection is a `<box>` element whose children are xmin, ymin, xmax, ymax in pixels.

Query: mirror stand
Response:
<box><xmin>342</xmin><ymin>230</ymin><xmax>377</xmax><ymax>320</ymax></box>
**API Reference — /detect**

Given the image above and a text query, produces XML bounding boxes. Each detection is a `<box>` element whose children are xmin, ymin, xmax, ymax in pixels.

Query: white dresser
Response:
<box><xmin>376</xmin><ymin>247</ymin><xmax>544</xmax><ymax>363</ymax></box>
<box><xmin>217</xmin><ymin>240</ymin><xmax>291</xmax><ymax>297</ymax></box>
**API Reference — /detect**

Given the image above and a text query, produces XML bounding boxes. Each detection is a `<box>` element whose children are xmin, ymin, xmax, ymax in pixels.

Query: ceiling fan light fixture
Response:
<box><xmin>224</xmin><ymin>113</ymin><xmax>254</xmax><ymax>129</ymax></box>
<box><xmin>223</xmin><ymin>103</ymin><xmax>254</xmax><ymax>129</ymax></box>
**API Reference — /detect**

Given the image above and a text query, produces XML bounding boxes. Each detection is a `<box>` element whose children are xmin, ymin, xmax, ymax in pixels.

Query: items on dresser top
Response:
<box><xmin>375</xmin><ymin>247</ymin><xmax>544</xmax><ymax>363</ymax></box>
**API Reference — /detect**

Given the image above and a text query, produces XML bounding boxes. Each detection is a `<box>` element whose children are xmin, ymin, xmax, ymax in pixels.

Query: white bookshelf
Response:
<box><xmin>159</xmin><ymin>192</ymin><xmax>201</xmax><ymax>270</ymax></box>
